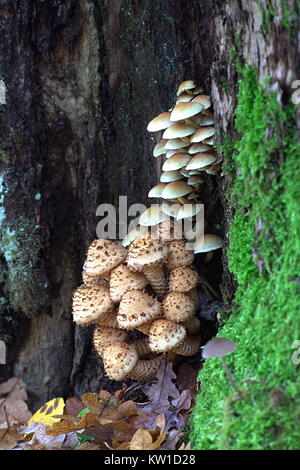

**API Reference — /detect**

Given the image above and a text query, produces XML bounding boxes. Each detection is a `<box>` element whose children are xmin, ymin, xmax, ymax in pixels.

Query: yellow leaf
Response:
<box><xmin>28</xmin><ymin>398</ymin><xmax>65</xmax><ymax>426</ymax></box>
<box><xmin>130</xmin><ymin>429</ymin><xmax>154</xmax><ymax>450</ymax></box>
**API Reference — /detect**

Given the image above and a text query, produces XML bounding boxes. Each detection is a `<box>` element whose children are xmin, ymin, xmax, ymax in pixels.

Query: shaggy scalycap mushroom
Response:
<box><xmin>109</xmin><ymin>264</ymin><xmax>148</xmax><ymax>302</ymax></box>
<box><xmin>182</xmin><ymin>315</ymin><xmax>201</xmax><ymax>334</ymax></box>
<box><xmin>127</xmin><ymin>355</ymin><xmax>163</xmax><ymax>381</ymax></box>
<box><xmin>117</xmin><ymin>290</ymin><xmax>162</xmax><ymax>330</ymax></box>
<box><xmin>169</xmin><ymin>266</ymin><xmax>200</xmax><ymax>293</ymax></box>
<box><xmin>93</xmin><ymin>326</ymin><xmax>128</xmax><ymax>357</ymax></box>
<box><xmin>163</xmin><ymin>292</ymin><xmax>197</xmax><ymax>322</ymax></box>
<box><xmin>173</xmin><ymin>334</ymin><xmax>201</xmax><ymax>356</ymax></box>
<box><xmin>127</xmin><ymin>233</ymin><xmax>169</xmax><ymax>271</ymax></box>
<box><xmin>83</xmin><ymin>239</ymin><xmax>127</xmax><ymax>280</ymax></box>
<box><xmin>72</xmin><ymin>284</ymin><xmax>114</xmax><ymax>325</ymax></box>
<box><xmin>167</xmin><ymin>240</ymin><xmax>194</xmax><ymax>268</ymax></box>
<box><xmin>102</xmin><ymin>343</ymin><xmax>138</xmax><ymax>381</ymax></box>
<box><xmin>149</xmin><ymin>319</ymin><xmax>187</xmax><ymax>353</ymax></box>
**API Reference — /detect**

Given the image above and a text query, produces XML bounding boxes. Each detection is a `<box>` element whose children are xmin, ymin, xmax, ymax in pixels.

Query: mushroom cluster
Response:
<box><xmin>125</xmin><ymin>80</ymin><xmax>222</xmax><ymax>258</ymax></box>
<box><xmin>72</xmin><ymin>233</ymin><xmax>203</xmax><ymax>382</ymax></box>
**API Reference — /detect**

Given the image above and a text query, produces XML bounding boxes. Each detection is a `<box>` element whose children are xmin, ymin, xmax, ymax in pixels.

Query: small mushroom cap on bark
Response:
<box><xmin>83</xmin><ymin>239</ymin><xmax>127</xmax><ymax>278</ymax></box>
<box><xmin>72</xmin><ymin>284</ymin><xmax>115</xmax><ymax>325</ymax></box>
<box><xmin>117</xmin><ymin>290</ymin><xmax>162</xmax><ymax>329</ymax></box>
<box><xmin>102</xmin><ymin>343</ymin><xmax>139</xmax><ymax>381</ymax></box>
<box><xmin>193</xmin><ymin>234</ymin><xmax>223</xmax><ymax>253</ymax></box>
<box><xmin>190</xmin><ymin>127</ymin><xmax>215</xmax><ymax>143</ymax></box>
<box><xmin>148</xmin><ymin>183</ymin><xmax>167</xmax><ymax>198</ymax></box>
<box><xmin>185</xmin><ymin>152</ymin><xmax>216</xmax><ymax>170</ymax></box>
<box><xmin>139</xmin><ymin>205</ymin><xmax>169</xmax><ymax>226</ymax></box>
<box><xmin>163</xmin><ymin>292</ymin><xmax>197</xmax><ymax>322</ymax></box>
<box><xmin>165</xmin><ymin>138</ymin><xmax>190</xmax><ymax>150</ymax></box>
<box><xmin>160</xmin><ymin>170</ymin><xmax>184</xmax><ymax>183</ymax></box>
<box><xmin>93</xmin><ymin>326</ymin><xmax>128</xmax><ymax>357</ymax></box>
<box><xmin>109</xmin><ymin>264</ymin><xmax>148</xmax><ymax>302</ymax></box>
<box><xmin>170</xmin><ymin>102</ymin><xmax>203</xmax><ymax>121</ymax></box>
<box><xmin>149</xmin><ymin>319</ymin><xmax>187</xmax><ymax>352</ymax></box>
<box><xmin>191</xmin><ymin>94</ymin><xmax>211</xmax><ymax>109</ymax></box>
<box><xmin>175</xmin><ymin>93</ymin><xmax>193</xmax><ymax>103</ymax></box>
<box><xmin>169</xmin><ymin>266</ymin><xmax>200</xmax><ymax>293</ymax></box>
<box><xmin>161</xmin><ymin>181</ymin><xmax>192</xmax><ymax>200</ymax></box>
<box><xmin>202</xmin><ymin>337</ymin><xmax>236</xmax><ymax>358</ymax></box>
<box><xmin>122</xmin><ymin>225</ymin><xmax>148</xmax><ymax>247</ymax></box>
<box><xmin>127</xmin><ymin>233</ymin><xmax>169</xmax><ymax>270</ymax></box>
<box><xmin>177</xmin><ymin>203</ymin><xmax>202</xmax><ymax>220</ymax></box>
<box><xmin>153</xmin><ymin>139</ymin><xmax>167</xmax><ymax>157</ymax></box>
<box><xmin>162</xmin><ymin>153</ymin><xmax>191</xmax><ymax>171</ymax></box>
<box><xmin>162</xmin><ymin>122</ymin><xmax>196</xmax><ymax>139</ymax></box>
<box><xmin>147</xmin><ymin>112</ymin><xmax>173</xmax><ymax>132</ymax></box>
<box><xmin>177</xmin><ymin>80</ymin><xmax>196</xmax><ymax>96</ymax></box>
<box><xmin>188</xmin><ymin>143</ymin><xmax>212</xmax><ymax>154</ymax></box>
<box><xmin>167</xmin><ymin>239</ymin><xmax>194</xmax><ymax>268</ymax></box>
<box><xmin>161</xmin><ymin>202</ymin><xmax>181</xmax><ymax>219</ymax></box>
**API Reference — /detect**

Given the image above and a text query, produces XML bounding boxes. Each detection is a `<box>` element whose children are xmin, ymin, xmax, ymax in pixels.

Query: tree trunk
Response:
<box><xmin>0</xmin><ymin>0</ymin><xmax>298</xmax><ymax>408</ymax></box>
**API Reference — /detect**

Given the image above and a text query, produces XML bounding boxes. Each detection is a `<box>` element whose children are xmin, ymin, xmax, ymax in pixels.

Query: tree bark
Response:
<box><xmin>0</xmin><ymin>0</ymin><xmax>298</xmax><ymax>407</ymax></box>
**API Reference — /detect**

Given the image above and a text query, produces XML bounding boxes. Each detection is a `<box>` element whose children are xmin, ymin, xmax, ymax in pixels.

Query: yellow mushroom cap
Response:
<box><xmin>72</xmin><ymin>284</ymin><xmax>115</xmax><ymax>325</ymax></box>
<box><xmin>170</xmin><ymin>102</ymin><xmax>203</xmax><ymax>121</ymax></box>
<box><xmin>169</xmin><ymin>266</ymin><xmax>199</xmax><ymax>293</ymax></box>
<box><xmin>165</xmin><ymin>138</ymin><xmax>189</xmax><ymax>150</ymax></box>
<box><xmin>117</xmin><ymin>290</ymin><xmax>162</xmax><ymax>329</ymax></box>
<box><xmin>185</xmin><ymin>152</ymin><xmax>216</xmax><ymax>170</ymax></box>
<box><xmin>147</xmin><ymin>112</ymin><xmax>173</xmax><ymax>132</ymax></box>
<box><xmin>149</xmin><ymin>319</ymin><xmax>187</xmax><ymax>352</ymax></box>
<box><xmin>177</xmin><ymin>80</ymin><xmax>196</xmax><ymax>96</ymax></box>
<box><xmin>102</xmin><ymin>343</ymin><xmax>138</xmax><ymax>381</ymax></box>
<box><xmin>127</xmin><ymin>233</ymin><xmax>169</xmax><ymax>270</ymax></box>
<box><xmin>177</xmin><ymin>204</ymin><xmax>202</xmax><ymax>220</ymax></box>
<box><xmin>139</xmin><ymin>205</ymin><xmax>169</xmax><ymax>226</ymax></box>
<box><xmin>188</xmin><ymin>143</ymin><xmax>211</xmax><ymax>154</ymax></box>
<box><xmin>163</xmin><ymin>292</ymin><xmax>197</xmax><ymax>322</ymax></box>
<box><xmin>191</xmin><ymin>94</ymin><xmax>211</xmax><ymax>109</ymax></box>
<box><xmin>190</xmin><ymin>127</ymin><xmax>215</xmax><ymax>143</ymax></box>
<box><xmin>160</xmin><ymin>170</ymin><xmax>184</xmax><ymax>183</ymax></box>
<box><xmin>167</xmin><ymin>239</ymin><xmax>194</xmax><ymax>268</ymax></box>
<box><xmin>148</xmin><ymin>183</ymin><xmax>167</xmax><ymax>198</ymax></box>
<box><xmin>109</xmin><ymin>264</ymin><xmax>148</xmax><ymax>302</ymax></box>
<box><xmin>193</xmin><ymin>234</ymin><xmax>223</xmax><ymax>253</ymax></box>
<box><xmin>161</xmin><ymin>202</ymin><xmax>181</xmax><ymax>219</ymax></box>
<box><xmin>153</xmin><ymin>139</ymin><xmax>167</xmax><ymax>157</ymax></box>
<box><xmin>93</xmin><ymin>326</ymin><xmax>128</xmax><ymax>356</ymax></box>
<box><xmin>161</xmin><ymin>181</ymin><xmax>192</xmax><ymax>199</ymax></box>
<box><xmin>162</xmin><ymin>122</ymin><xmax>196</xmax><ymax>140</ymax></box>
<box><xmin>162</xmin><ymin>153</ymin><xmax>191</xmax><ymax>171</ymax></box>
<box><xmin>83</xmin><ymin>239</ymin><xmax>127</xmax><ymax>278</ymax></box>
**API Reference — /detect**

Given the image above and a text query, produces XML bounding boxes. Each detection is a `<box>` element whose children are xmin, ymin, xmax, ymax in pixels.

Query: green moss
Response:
<box><xmin>189</xmin><ymin>66</ymin><xmax>300</xmax><ymax>449</ymax></box>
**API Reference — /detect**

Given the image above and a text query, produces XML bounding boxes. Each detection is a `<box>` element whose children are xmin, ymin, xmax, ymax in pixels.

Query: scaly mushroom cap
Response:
<box><xmin>82</xmin><ymin>272</ymin><xmax>109</xmax><ymax>288</ymax></box>
<box><xmin>102</xmin><ymin>343</ymin><xmax>138</xmax><ymax>381</ymax></box>
<box><xmin>117</xmin><ymin>290</ymin><xmax>162</xmax><ymax>329</ymax></box>
<box><xmin>109</xmin><ymin>264</ymin><xmax>148</xmax><ymax>302</ymax></box>
<box><xmin>163</xmin><ymin>292</ymin><xmax>197</xmax><ymax>322</ymax></box>
<box><xmin>169</xmin><ymin>266</ymin><xmax>200</xmax><ymax>293</ymax></box>
<box><xmin>167</xmin><ymin>240</ymin><xmax>194</xmax><ymax>268</ymax></box>
<box><xmin>72</xmin><ymin>284</ymin><xmax>115</xmax><ymax>325</ymax></box>
<box><xmin>149</xmin><ymin>319</ymin><xmax>187</xmax><ymax>353</ymax></box>
<box><xmin>83</xmin><ymin>239</ymin><xmax>127</xmax><ymax>279</ymax></box>
<box><xmin>93</xmin><ymin>326</ymin><xmax>128</xmax><ymax>357</ymax></box>
<box><xmin>122</xmin><ymin>225</ymin><xmax>148</xmax><ymax>247</ymax></box>
<box><xmin>127</xmin><ymin>233</ymin><xmax>169</xmax><ymax>270</ymax></box>
<box><xmin>156</xmin><ymin>219</ymin><xmax>181</xmax><ymax>242</ymax></box>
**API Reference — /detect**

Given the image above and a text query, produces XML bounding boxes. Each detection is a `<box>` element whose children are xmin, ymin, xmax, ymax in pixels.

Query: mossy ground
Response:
<box><xmin>189</xmin><ymin>66</ymin><xmax>300</xmax><ymax>449</ymax></box>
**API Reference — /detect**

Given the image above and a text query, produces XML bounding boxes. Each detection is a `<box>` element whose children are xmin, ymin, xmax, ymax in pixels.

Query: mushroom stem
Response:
<box><xmin>182</xmin><ymin>316</ymin><xmax>201</xmax><ymax>334</ymax></box>
<box><xmin>204</xmin><ymin>251</ymin><xmax>214</xmax><ymax>263</ymax></box>
<box><xmin>199</xmin><ymin>276</ymin><xmax>220</xmax><ymax>299</ymax></box>
<box><xmin>220</xmin><ymin>358</ymin><xmax>241</xmax><ymax>396</ymax></box>
<box><xmin>143</xmin><ymin>265</ymin><xmax>168</xmax><ymax>297</ymax></box>
<box><xmin>134</xmin><ymin>337</ymin><xmax>152</xmax><ymax>358</ymax></box>
<box><xmin>126</xmin><ymin>356</ymin><xmax>163</xmax><ymax>381</ymax></box>
<box><xmin>173</xmin><ymin>335</ymin><xmax>201</xmax><ymax>356</ymax></box>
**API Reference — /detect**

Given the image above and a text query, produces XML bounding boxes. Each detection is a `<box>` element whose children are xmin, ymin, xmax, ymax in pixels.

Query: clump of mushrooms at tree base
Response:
<box><xmin>71</xmin><ymin>80</ymin><xmax>223</xmax><ymax>382</ymax></box>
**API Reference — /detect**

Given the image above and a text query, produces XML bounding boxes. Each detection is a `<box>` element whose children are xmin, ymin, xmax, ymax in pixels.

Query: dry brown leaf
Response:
<box><xmin>0</xmin><ymin>427</ymin><xmax>33</xmax><ymax>450</ymax></box>
<box><xmin>65</xmin><ymin>397</ymin><xmax>84</xmax><ymax>417</ymax></box>
<box><xmin>0</xmin><ymin>377</ymin><xmax>32</xmax><ymax>426</ymax></box>
<box><xmin>178</xmin><ymin>441</ymin><xmax>192</xmax><ymax>450</ymax></box>
<box><xmin>117</xmin><ymin>400</ymin><xmax>138</xmax><ymax>419</ymax></box>
<box><xmin>46</xmin><ymin>412</ymin><xmax>100</xmax><ymax>436</ymax></box>
<box><xmin>130</xmin><ymin>429</ymin><xmax>154</xmax><ymax>450</ymax></box>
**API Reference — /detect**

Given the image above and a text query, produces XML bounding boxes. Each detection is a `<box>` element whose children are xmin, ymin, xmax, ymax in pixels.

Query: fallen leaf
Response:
<box><xmin>65</xmin><ymin>397</ymin><xmax>84</xmax><ymax>417</ymax></box>
<box><xmin>46</xmin><ymin>412</ymin><xmax>99</xmax><ymax>435</ymax></box>
<box><xmin>28</xmin><ymin>398</ymin><xmax>65</xmax><ymax>426</ymax></box>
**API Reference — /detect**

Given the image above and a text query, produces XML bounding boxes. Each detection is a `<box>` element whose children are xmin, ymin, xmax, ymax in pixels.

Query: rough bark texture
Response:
<box><xmin>0</xmin><ymin>0</ymin><xmax>298</xmax><ymax>407</ymax></box>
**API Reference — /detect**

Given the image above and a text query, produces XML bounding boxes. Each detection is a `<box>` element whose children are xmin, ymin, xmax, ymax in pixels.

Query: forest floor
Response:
<box><xmin>189</xmin><ymin>65</ymin><xmax>300</xmax><ymax>449</ymax></box>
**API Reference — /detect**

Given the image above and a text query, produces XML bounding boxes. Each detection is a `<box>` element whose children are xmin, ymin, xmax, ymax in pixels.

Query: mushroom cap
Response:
<box><xmin>166</xmin><ymin>149</ymin><xmax>179</xmax><ymax>159</ymax></box>
<box><xmin>161</xmin><ymin>181</ymin><xmax>192</xmax><ymax>199</ymax></box>
<box><xmin>117</xmin><ymin>290</ymin><xmax>162</xmax><ymax>329</ymax></box>
<box><xmin>156</xmin><ymin>219</ymin><xmax>182</xmax><ymax>242</ymax></box>
<box><xmin>160</xmin><ymin>170</ymin><xmax>184</xmax><ymax>183</ymax></box>
<box><xmin>139</xmin><ymin>205</ymin><xmax>169</xmax><ymax>226</ymax></box>
<box><xmin>161</xmin><ymin>202</ymin><xmax>181</xmax><ymax>219</ymax></box>
<box><xmin>170</xmin><ymin>102</ymin><xmax>203</xmax><ymax>121</ymax></box>
<box><xmin>148</xmin><ymin>183</ymin><xmax>167</xmax><ymax>198</ymax></box>
<box><xmin>177</xmin><ymin>80</ymin><xmax>196</xmax><ymax>96</ymax></box>
<box><xmin>167</xmin><ymin>239</ymin><xmax>194</xmax><ymax>268</ymax></box>
<box><xmin>162</xmin><ymin>123</ymin><xmax>196</xmax><ymax>139</ymax></box>
<box><xmin>149</xmin><ymin>319</ymin><xmax>187</xmax><ymax>352</ymax></box>
<box><xmin>193</xmin><ymin>234</ymin><xmax>223</xmax><ymax>253</ymax></box>
<box><xmin>109</xmin><ymin>264</ymin><xmax>148</xmax><ymax>302</ymax></box>
<box><xmin>82</xmin><ymin>272</ymin><xmax>109</xmax><ymax>287</ymax></box>
<box><xmin>175</xmin><ymin>93</ymin><xmax>193</xmax><ymax>103</ymax></box>
<box><xmin>188</xmin><ymin>143</ymin><xmax>212</xmax><ymax>155</ymax></box>
<box><xmin>163</xmin><ymin>292</ymin><xmax>197</xmax><ymax>322</ymax></box>
<box><xmin>72</xmin><ymin>284</ymin><xmax>115</xmax><ymax>325</ymax></box>
<box><xmin>204</xmin><ymin>136</ymin><xmax>214</xmax><ymax>145</ymax></box>
<box><xmin>83</xmin><ymin>239</ymin><xmax>127</xmax><ymax>278</ymax></box>
<box><xmin>202</xmin><ymin>337</ymin><xmax>236</xmax><ymax>358</ymax></box>
<box><xmin>165</xmin><ymin>138</ymin><xmax>189</xmax><ymax>150</ymax></box>
<box><xmin>185</xmin><ymin>152</ymin><xmax>216</xmax><ymax>170</ymax></box>
<box><xmin>147</xmin><ymin>112</ymin><xmax>173</xmax><ymax>132</ymax></box>
<box><xmin>93</xmin><ymin>326</ymin><xmax>128</xmax><ymax>356</ymax></box>
<box><xmin>190</xmin><ymin>127</ymin><xmax>215</xmax><ymax>143</ymax></box>
<box><xmin>127</xmin><ymin>233</ymin><xmax>169</xmax><ymax>270</ymax></box>
<box><xmin>122</xmin><ymin>225</ymin><xmax>148</xmax><ymax>247</ymax></box>
<box><xmin>102</xmin><ymin>343</ymin><xmax>138</xmax><ymax>381</ymax></box>
<box><xmin>153</xmin><ymin>139</ymin><xmax>167</xmax><ymax>157</ymax></box>
<box><xmin>191</xmin><ymin>94</ymin><xmax>211</xmax><ymax>109</ymax></box>
<box><xmin>187</xmin><ymin>175</ymin><xmax>204</xmax><ymax>185</ymax></box>
<box><xmin>169</xmin><ymin>266</ymin><xmax>199</xmax><ymax>293</ymax></box>
<box><xmin>162</xmin><ymin>153</ymin><xmax>191</xmax><ymax>171</ymax></box>
<box><xmin>177</xmin><ymin>203</ymin><xmax>202</xmax><ymax>220</ymax></box>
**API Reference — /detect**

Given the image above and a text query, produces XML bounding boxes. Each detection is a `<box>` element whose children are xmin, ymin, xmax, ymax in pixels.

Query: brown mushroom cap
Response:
<box><xmin>162</xmin><ymin>153</ymin><xmax>191</xmax><ymax>172</ymax></box>
<box><xmin>177</xmin><ymin>80</ymin><xmax>196</xmax><ymax>96</ymax></box>
<box><xmin>72</xmin><ymin>284</ymin><xmax>115</xmax><ymax>325</ymax></box>
<box><xmin>190</xmin><ymin>127</ymin><xmax>215</xmax><ymax>143</ymax></box>
<box><xmin>147</xmin><ymin>112</ymin><xmax>173</xmax><ymax>132</ymax></box>
<box><xmin>83</xmin><ymin>239</ymin><xmax>127</xmax><ymax>279</ymax></box>
<box><xmin>170</xmin><ymin>102</ymin><xmax>203</xmax><ymax>121</ymax></box>
<box><xmin>188</xmin><ymin>143</ymin><xmax>212</xmax><ymax>154</ymax></box>
<box><xmin>162</xmin><ymin>122</ymin><xmax>196</xmax><ymax>140</ymax></box>
<box><xmin>165</xmin><ymin>138</ymin><xmax>189</xmax><ymax>150</ymax></box>
<box><xmin>109</xmin><ymin>264</ymin><xmax>148</xmax><ymax>302</ymax></box>
<box><xmin>160</xmin><ymin>170</ymin><xmax>184</xmax><ymax>183</ymax></box>
<box><xmin>167</xmin><ymin>239</ymin><xmax>194</xmax><ymax>268</ymax></box>
<box><xmin>93</xmin><ymin>326</ymin><xmax>128</xmax><ymax>357</ymax></box>
<box><xmin>169</xmin><ymin>266</ymin><xmax>200</xmax><ymax>293</ymax></box>
<box><xmin>191</xmin><ymin>94</ymin><xmax>211</xmax><ymax>109</ymax></box>
<box><xmin>185</xmin><ymin>152</ymin><xmax>216</xmax><ymax>170</ymax></box>
<box><xmin>161</xmin><ymin>181</ymin><xmax>192</xmax><ymax>200</ymax></box>
<box><xmin>163</xmin><ymin>292</ymin><xmax>197</xmax><ymax>322</ymax></box>
<box><xmin>139</xmin><ymin>205</ymin><xmax>169</xmax><ymax>227</ymax></box>
<box><xmin>102</xmin><ymin>343</ymin><xmax>138</xmax><ymax>381</ymax></box>
<box><xmin>127</xmin><ymin>233</ymin><xmax>169</xmax><ymax>270</ymax></box>
<box><xmin>148</xmin><ymin>183</ymin><xmax>167</xmax><ymax>198</ymax></box>
<box><xmin>153</xmin><ymin>139</ymin><xmax>167</xmax><ymax>157</ymax></box>
<box><xmin>149</xmin><ymin>319</ymin><xmax>187</xmax><ymax>352</ymax></box>
<box><xmin>117</xmin><ymin>290</ymin><xmax>162</xmax><ymax>329</ymax></box>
